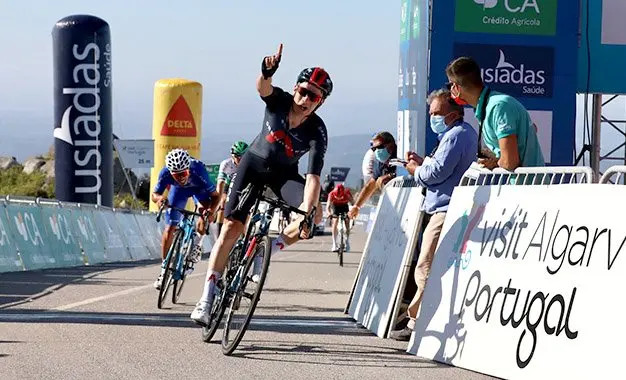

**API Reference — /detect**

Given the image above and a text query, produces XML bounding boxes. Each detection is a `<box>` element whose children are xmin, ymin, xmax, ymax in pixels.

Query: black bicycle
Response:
<box><xmin>330</xmin><ymin>212</ymin><xmax>351</xmax><ymax>267</ymax></box>
<box><xmin>200</xmin><ymin>183</ymin><xmax>315</xmax><ymax>355</ymax></box>
<box><xmin>156</xmin><ymin>203</ymin><xmax>206</xmax><ymax>309</ymax></box>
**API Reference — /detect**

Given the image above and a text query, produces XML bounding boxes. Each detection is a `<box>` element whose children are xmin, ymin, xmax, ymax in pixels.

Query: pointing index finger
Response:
<box><xmin>277</xmin><ymin>43</ymin><xmax>283</xmax><ymax>58</ymax></box>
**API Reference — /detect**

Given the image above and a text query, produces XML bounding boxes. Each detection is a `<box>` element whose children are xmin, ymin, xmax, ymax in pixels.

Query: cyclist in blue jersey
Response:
<box><xmin>191</xmin><ymin>43</ymin><xmax>333</xmax><ymax>325</ymax></box>
<box><xmin>151</xmin><ymin>149</ymin><xmax>220</xmax><ymax>289</ymax></box>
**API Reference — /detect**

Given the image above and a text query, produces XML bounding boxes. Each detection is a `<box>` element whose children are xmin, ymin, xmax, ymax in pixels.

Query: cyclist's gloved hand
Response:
<box><xmin>298</xmin><ymin>207</ymin><xmax>316</xmax><ymax>240</ymax></box>
<box><xmin>156</xmin><ymin>195</ymin><xmax>168</xmax><ymax>209</ymax></box>
<box><xmin>199</xmin><ymin>207</ymin><xmax>215</xmax><ymax>224</ymax></box>
<box><xmin>261</xmin><ymin>43</ymin><xmax>283</xmax><ymax>79</ymax></box>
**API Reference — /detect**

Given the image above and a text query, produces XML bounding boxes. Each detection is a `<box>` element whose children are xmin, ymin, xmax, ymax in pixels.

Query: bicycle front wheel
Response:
<box><xmin>221</xmin><ymin>235</ymin><xmax>271</xmax><ymax>355</ymax></box>
<box><xmin>202</xmin><ymin>242</ymin><xmax>243</xmax><ymax>343</ymax></box>
<box><xmin>338</xmin><ymin>228</ymin><xmax>344</xmax><ymax>267</ymax></box>
<box><xmin>158</xmin><ymin>229</ymin><xmax>182</xmax><ymax>309</ymax></box>
<box><xmin>172</xmin><ymin>259</ymin><xmax>191</xmax><ymax>304</ymax></box>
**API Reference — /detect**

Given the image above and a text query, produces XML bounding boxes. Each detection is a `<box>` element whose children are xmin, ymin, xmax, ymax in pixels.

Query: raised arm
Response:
<box><xmin>257</xmin><ymin>43</ymin><xmax>283</xmax><ymax>97</ymax></box>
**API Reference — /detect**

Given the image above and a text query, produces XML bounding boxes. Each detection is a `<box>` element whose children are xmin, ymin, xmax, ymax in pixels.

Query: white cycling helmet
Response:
<box><xmin>165</xmin><ymin>149</ymin><xmax>191</xmax><ymax>172</ymax></box>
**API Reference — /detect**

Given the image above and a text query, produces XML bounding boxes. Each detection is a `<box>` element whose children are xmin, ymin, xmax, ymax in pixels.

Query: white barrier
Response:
<box><xmin>347</xmin><ymin>177</ymin><xmax>425</xmax><ymax>338</ymax></box>
<box><xmin>407</xmin><ymin>170</ymin><xmax>626</xmax><ymax>378</ymax></box>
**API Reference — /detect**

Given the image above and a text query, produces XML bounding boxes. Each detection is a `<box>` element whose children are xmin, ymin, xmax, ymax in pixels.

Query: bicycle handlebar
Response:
<box><xmin>156</xmin><ymin>202</ymin><xmax>204</xmax><ymax>223</ymax></box>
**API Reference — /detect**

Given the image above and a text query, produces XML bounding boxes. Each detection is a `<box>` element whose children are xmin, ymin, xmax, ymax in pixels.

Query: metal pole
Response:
<box><xmin>591</xmin><ymin>93</ymin><xmax>602</xmax><ymax>182</ymax></box>
<box><xmin>122</xmin><ymin>168</ymin><xmax>137</xmax><ymax>200</ymax></box>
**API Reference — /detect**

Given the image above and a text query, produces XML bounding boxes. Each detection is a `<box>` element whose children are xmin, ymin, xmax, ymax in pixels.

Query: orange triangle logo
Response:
<box><xmin>160</xmin><ymin>95</ymin><xmax>197</xmax><ymax>137</ymax></box>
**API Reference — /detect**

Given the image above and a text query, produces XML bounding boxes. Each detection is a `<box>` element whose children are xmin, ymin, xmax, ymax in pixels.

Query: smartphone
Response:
<box><xmin>388</xmin><ymin>158</ymin><xmax>408</xmax><ymax>167</ymax></box>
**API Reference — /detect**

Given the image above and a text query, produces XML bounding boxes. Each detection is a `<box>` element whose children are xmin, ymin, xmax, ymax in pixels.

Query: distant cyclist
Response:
<box><xmin>151</xmin><ymin>149</ymin><xmax>220</xmax><ymax>290</ymax></box>
<box><xmin>215</xmin><ymin>141</ymin><xmax>249</xmax><ymax>233</ymax></box>
<box><xmin>191</xmin><ymin>43</ymin><xmax>333</xmax><ymax>325</ymax></box>
<box><xmin>326</xmin><ymin>183</ymin><xmax>353</xmax><ymax>252</ymax></box>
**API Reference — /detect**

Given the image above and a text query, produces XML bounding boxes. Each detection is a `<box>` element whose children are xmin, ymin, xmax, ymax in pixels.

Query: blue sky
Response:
<box><xmin>0</xmin><ymin>1</ymin><xmax>399</xmax><ymax>159</ymax></box>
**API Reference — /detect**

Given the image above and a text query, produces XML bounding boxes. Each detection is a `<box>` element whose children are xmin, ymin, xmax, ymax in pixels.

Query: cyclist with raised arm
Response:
<box><xmin>191</xmin><ymin>43</ymin><xmax>333</xmax><ymax>325</ymax></box>
<box><xmin>215</xmin><ymin>141</ymin><xmax>249</xmax><ymax>233</ymax></box>
<box><xmin>151</xmin><ymin>149</ymin><xmax>220</xmax><ymax>289</ymax></box>
<box><xmin>326</xmin><ymin>183</ymin><xmax>353</xmax><ymax>252</ymax></box>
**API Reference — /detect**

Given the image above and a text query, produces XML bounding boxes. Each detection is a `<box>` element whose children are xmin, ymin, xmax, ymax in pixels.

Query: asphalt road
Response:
<box><xmin>0</xmin><ymin>228</ymin><xmax>493</xmax><ymax>380</ymax></box>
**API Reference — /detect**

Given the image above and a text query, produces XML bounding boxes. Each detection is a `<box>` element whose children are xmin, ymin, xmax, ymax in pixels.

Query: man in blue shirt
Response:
<box><xmin>391</xmin><ymin>89</ymin><xmax>478</xmax><ymax>340</ymax></box>
<box><xmin>151</xmin><ymin>149</ymin><xmax>220</xmax><ymax>289</ymax></box>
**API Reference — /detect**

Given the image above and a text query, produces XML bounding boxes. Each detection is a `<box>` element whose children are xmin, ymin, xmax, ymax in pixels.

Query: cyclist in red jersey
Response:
<box><xmin>326</xmin><ymin>183</ymin><xmax>353</xmax><ymax>252</ymax></box>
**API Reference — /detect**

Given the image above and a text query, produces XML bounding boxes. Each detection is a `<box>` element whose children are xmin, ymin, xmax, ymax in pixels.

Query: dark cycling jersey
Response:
<box><xmin>153</xmin><ymin>159</ymin><xmax>216</xmax><ymax>195</ymax></box>
<box><xmin>248</xmin><ymin>86</ymin><xmax>328</xmax><ymax>175</ymax></box>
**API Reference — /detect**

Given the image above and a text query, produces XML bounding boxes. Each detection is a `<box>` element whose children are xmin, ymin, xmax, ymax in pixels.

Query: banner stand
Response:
<box><xmin>346</xmin><ymin>177</ymin><xmax>425</xmax><ymax>338</ymax></box>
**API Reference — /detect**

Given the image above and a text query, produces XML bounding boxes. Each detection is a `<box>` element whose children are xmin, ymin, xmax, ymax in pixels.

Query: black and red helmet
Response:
<box><xmin>297</xmin><ymin>67</ymin><xmax>333</xmax><ymax>98</ymax></box>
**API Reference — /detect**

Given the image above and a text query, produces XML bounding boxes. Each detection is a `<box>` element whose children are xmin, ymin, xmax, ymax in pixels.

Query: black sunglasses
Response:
<box><xmin>296</xmin><ymin>86</ymin><xmax>322</xmax><ymax>102</ymax></box>
<box><xmin>444</xmin><ymin>82</ymin><xmax>454</xmax><ymax>90</ymax></box>
<box><xmin>370</xmin><ymin>144</ymin><xmax>387</xmax><ymax>152</ymax></box>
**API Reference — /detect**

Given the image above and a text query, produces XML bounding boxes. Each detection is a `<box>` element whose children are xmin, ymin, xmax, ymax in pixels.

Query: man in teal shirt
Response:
<box><xmin>445</xmin><ymin>57</ymin><xmax>545</xmax><ymax>170</ymax></box>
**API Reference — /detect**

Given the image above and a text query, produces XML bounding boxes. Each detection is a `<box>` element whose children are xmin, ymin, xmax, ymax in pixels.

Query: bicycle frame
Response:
<box><xmin>159</xmin><ymin>206</ymin><xmax>200</xmax><ymax>281</ymax></box>
<box><xmin>172</xmin><ymin>214</ymin><xmax>197</xmax><ymax>280</ymax></box>
<box><xmin>226</xmin><ymin>190</ymin><xmax>275</xmax><ymax>294</ymax></box>
<box><xmin>225</xmin><ymin>184</ymin><xmax>310</xmax><ymax>294</ymax></box>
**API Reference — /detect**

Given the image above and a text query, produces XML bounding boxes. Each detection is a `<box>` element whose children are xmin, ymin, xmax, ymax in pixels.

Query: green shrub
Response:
<box><xmin>114</xmin><ymin>193</ymin><xmax>147</xmax><ymax>210</ymax></box>
<box><xmin>0</xmin><ymin>167</ymin><xmax>54</xmax><ymax>198</ymax></box>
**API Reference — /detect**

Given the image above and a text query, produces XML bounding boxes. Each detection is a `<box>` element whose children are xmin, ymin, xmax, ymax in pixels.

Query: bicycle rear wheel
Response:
<box><xmin>221</xmin><ymin>235</ymin><xmax>271</xmax><ymax>355</ymax></box>
<box><xmin>158</xmin><ymin>230</ymin><xmax>182</xmax><ymax>309</ymax></box>
<box><xmin>202</xmin><ymin>242</ymin><xmax>243</xmax><ymax>343</ymax></box>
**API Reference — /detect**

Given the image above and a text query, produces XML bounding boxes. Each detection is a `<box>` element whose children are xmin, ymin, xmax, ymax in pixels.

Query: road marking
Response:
<box><xmin>0</xmin><ymin>312</ymin><xmax>356</xmax><ymax>328</ymax></box>
<box><xmin>53</xmin><ymin>272</ymin><xmax>205</xmax><ymax>311</ymax></box>
<box><xmin>0</xmin><ymin>281</ymin><xmax>57</xmax><ymax>285</ymax></box>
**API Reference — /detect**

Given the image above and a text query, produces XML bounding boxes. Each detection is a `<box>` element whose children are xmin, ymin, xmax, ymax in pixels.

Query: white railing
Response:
<box><xmin>387</xmin><ymin>176</ymin><xmax>419</xmax><ymax>188</ymax></box>
<box><xmin>600</xmin><ymin>166</ymin><xmax>626</xmax><ymax>184</ymax></box>
<box><xmin>459</xmin><ymin>165</ymin><xmax>594</xmax><ymax>186</ymax></box>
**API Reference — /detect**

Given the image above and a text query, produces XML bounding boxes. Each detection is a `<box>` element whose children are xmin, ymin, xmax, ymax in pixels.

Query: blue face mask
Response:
<box><xmin>430</xmin><ymin>115</ymin><xmax>448</xmax><ymax>134</ymax></box>
<box><xmin>374</xmin><ymin>147</ymin><xmax>391</xmax><ymax>162</ymax></box>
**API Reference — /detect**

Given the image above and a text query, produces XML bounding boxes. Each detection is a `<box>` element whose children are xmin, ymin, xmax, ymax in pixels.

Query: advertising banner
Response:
<box><xmin>329</xmin><ymin>167</ymin><xmax>350</xmax><ymax>182</ymax></box>
<box><xmin>4</xmin><ymin>203</ymin><xmax>55</xmax><ymax>270</ymax></box>
<box><xmin>453</xmin><ymin>43</ymin><xmax>554</xmax><ymax>98</ymax></box>
<box><xmin>52</xmin><ymin>15</ymin><xmax>113</xmax><ymax>206</ymax></box>
<box><xmin>409</xmin><ymin>184</ymin><xmax>626</xmax><ymax>378</ymax></box>
<box><xmin>93</xmin><ymin>208</ymin><xmax>132</xmax><ymax>262</ymax></box>
<box><xmin>348</xmin><ymin>182</ymin><xmax>425</xmax><ymax>338</ymax></box>
<box><xmin>133</xmin><ymin>213</ymin><xmax>161</xmax><ymax>259</ymax></box>
<box><xmin>426</xmin><ymin>0</ymin><xmax>577</xmax><ymax>165</ymax></box>
<box><xmin>70</xmin><ymin>206</ymin><xmax>108</xmax><ymax>264</ymax></box>
<box><xmin>205</xmin><ymin>164</ymin><xmax>220</xmax><ymax>185</ymax></box>
<box><xmin>0</xmin><ymin>203</ymin><xmax>23</xmax><ymax>272</ymax></box>
<box><xmin>115</xmin><ymin>212</ymin><xmax>152</xmax><ymax>261</ymax></box>
<box><xmin>39</xmin><ymin>205</ymin><xmax>85</xmax><ymax>267</ymax></box>
<box><xmin>454</xmin><ymin>0</ymin><xmax>557</xmax><ymax>36</ymax></box>
<box><xmin>149</xmin><ymin>79</ymin><xmax>203</xmax><ymax>211</ymax></box>
<box><xmin>398</xmin><ymin>0</ymin><xmax>429</xmax><ymax>157</ymax></box>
